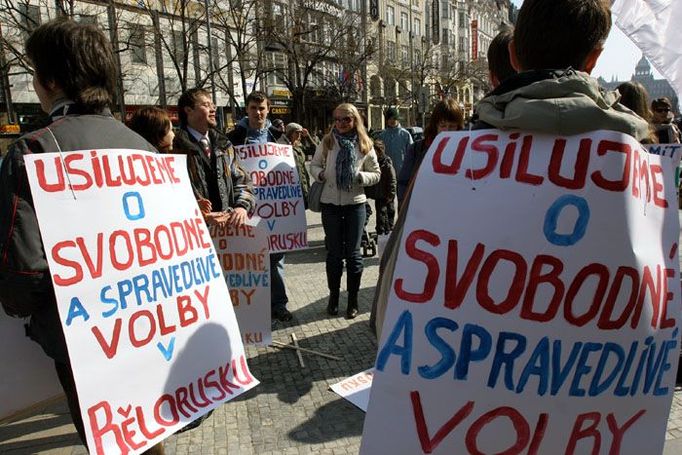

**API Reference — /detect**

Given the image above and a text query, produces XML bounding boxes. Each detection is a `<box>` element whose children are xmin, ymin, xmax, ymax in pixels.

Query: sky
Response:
<box><xmin>508</xmin><ymin>0</ymin><xmax>663</xmax><ymax>82</ymax></box>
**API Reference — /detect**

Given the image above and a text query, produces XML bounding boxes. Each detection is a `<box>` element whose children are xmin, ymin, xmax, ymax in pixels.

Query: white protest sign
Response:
<box><xmin>330</xmin><ymin>369</ymin><xmax>374</xmax><ymax>412</ymax></box>
<box><xmin>210</xmin><ymin>222</ymin><xmax>271</xmax><ymax>346</ymax></box>
<box><xmin>235</xmin><ymin>143</ymin><xmax>308</xmax><ymax>253</ymax></box>
<box><xmin>361</xmin><ymin>130</ymin><xmax>681</xmax><ymax>455</ymax></box>
<box><xmin>24</xmin><ymin>150</ymin><xmax>258</xmax><ymax>455</ymax></box>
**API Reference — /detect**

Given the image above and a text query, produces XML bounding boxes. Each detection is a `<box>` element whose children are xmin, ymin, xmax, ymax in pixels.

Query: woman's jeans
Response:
<box><xmin>321</xmin><ymin>202</ymin><xmax>366</xmax><ymax>285</ymax></box>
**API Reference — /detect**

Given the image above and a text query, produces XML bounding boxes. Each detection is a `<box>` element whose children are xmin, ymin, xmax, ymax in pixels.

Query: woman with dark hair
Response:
<box><xmin>129</xmin><ymin>107</ymin><xmax>175</xmax><ymax>153</ymax></box>
<box><xmin>310</xmin><ymin>103</ymin><xmax>380</xmax><ymax>319</ymax></box>
<box><xmin>397</xmin><ymin>98</ymin><xmax>464</xmax><ymax>205</ymax></box>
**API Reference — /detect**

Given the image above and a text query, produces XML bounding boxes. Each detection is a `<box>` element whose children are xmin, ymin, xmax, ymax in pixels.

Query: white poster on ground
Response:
<box><xmin>210</xmin><ymin>222</ymin><xmax>271</xmax><ymax>346</ymax></box>
<box><xmin>235</xmin><ymin>143</ymin><xmax>308</xmax><ymax>253</ymax></box>
<box><xmin>330</xmin><ymin>369</ymin><xmax>374</xmax><ymax>412</ymax></box>
<box><xmin>361</xmin><ymin>130</ymin><xmax>681</xmax><ymax>454</ymax></box>
<box><xmin>24</xmin><ymin>150</ymin><xmax>258</xmax><ymax>455</ymax></box>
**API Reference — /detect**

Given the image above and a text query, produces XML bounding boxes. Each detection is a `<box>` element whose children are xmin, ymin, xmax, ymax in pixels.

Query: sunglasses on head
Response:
<box><xmin>334</xmin><ymin>116</ymin><xmax>352</xmax><ymax>124</ymax></box>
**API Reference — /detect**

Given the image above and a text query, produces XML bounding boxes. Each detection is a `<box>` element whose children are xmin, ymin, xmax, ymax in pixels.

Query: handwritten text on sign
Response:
<box><xmin>210</xmin><ymin>222</ymin><xmax>271</xmax><ymax>345</ymax></box>
<box><xmin>235</xmin><ymin>143</ymin><xmax>307</xmax><ymax>253</ymax></box>
<box><xmin>25</xmin><ymin>150</ymin><xmax>257</xmax><ymax>455</ymax></box>
<box><xmin>360</xmin><ymin>131</ymin><xmax>681</xmax><ymax>454</ymax></box>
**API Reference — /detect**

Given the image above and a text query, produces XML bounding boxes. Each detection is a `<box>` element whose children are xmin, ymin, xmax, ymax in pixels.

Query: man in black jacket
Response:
<box><xmin>0</xmin><ymin>19</ymin><xmax>163</xmax><ymax>454</ymax></box>
<box><xmin>174</xmin><ymin>88</ymin><xmax>255</xmax><ymax>227</ymax></box>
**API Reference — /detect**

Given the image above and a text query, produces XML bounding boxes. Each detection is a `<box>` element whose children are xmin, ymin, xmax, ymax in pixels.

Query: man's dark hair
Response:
<box><xmin>514</xmin><ymin>0</ymin><xmax>611</xmax><ymax>71</ymax></box>
<box><xmin>129</xmin><ymin>107</ymin><xmax>172</xmax><ymax>148</ymax></box>
<box><xmin>246</xmin><ymin>91</ymin><xmax>270</xmax><ymax>107</ymax></box>
<box><xmin>26</xmin><ymin>18</ymin><xmax>116</xmax><ymax>113</ymax></box>
<box><xmin>178</xmin><ymin>88</ymin><xmax>210</xmax><ymax>126</ymax></box>
<box><xmin>487</xmin><ymin>27</ymin><xmax>516</xmax><ymax>85</ymax></box>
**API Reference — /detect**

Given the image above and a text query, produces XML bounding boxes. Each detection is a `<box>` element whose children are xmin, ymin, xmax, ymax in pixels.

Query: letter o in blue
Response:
<box><xmin>122</xmin><ymin>191</ymin><xmax>145</xmax><ymax>221</ymax></box>
<box><xmin>258</xmin><ymin>159</ymin><xmax>268</xmax><ymax>170</ymax></box>
<box><xmin>543</xmin><ymin>195</ymin><xmax>590</xmax><ymax>246</ymax></box>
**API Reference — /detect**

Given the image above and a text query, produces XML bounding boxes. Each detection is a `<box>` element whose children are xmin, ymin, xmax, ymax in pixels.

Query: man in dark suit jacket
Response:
<box><xmin>173</xmin><ymin>88</ymin><xmax>255</xmax><ymax>227</ymax></box>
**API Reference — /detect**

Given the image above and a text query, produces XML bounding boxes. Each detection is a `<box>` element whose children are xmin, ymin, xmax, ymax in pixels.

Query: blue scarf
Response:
<box><xmin>333</xmin><ymin>129</ymin><xmax>358</xmax><ymax>192</ymax></box>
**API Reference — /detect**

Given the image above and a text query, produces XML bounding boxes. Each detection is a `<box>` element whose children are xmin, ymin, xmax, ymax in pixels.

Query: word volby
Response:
<box><xmin>35</xmin><ymin>151</ymin><xmax>180</xmax><ymax>193</ymax></box>
<box><xmin>87</xmin><ymin>355</ymin><xmax>254</xmax><ymax>455</ymax></box>
<box><xmin>431</xmin><ymin>134</ymin><xmax>668</xmax><ymax>207</ymax></box>
<box><xmin>410</xmin><ymin>391</ymin><xmax>644</xmax><ymax>454</ymax></box>
<box><xmin>92</xmin><ymin>285</ymin><xmax>211</xmax><ymax>359</ymax></box>
<box><xmin>395</xmin><ymin>230</ymin><xmax>676</xmax><ymax>330</ymax></box>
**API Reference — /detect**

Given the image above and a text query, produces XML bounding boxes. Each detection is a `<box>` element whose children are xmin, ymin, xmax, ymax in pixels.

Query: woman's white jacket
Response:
<box><xmin>310</xmin><ymin>137</ymin><xmax>381</xmax><ymax>206</ymax></box>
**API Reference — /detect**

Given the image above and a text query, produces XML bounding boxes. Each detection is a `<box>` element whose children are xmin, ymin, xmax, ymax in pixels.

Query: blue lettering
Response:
<box><xmin>376</xmin><ymin>310</ymin><xmax>413</xmax><ymax>374</ymax></box>
<box><xmin>543</xmin><ymin>195</ymin><xmax>590</xmax><ymax>246</ymax></box>
<box><xmin>418</xmin><ymin>317</ymin><xmax>458</xmax><ymax>379</ymax></box>
<box><xmin>455</xmin><ymin>324</ymin><xmax>492</xmax><ymax>380</ymax></box>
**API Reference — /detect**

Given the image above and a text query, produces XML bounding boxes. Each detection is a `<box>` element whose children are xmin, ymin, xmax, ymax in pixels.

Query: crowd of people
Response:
<box><xmin>1</xmin><ymin>0</ymin><xmax>681</xmax><ymax>452</ymax></box>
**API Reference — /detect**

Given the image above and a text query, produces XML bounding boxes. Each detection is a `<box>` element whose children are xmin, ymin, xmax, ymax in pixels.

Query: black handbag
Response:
<box><xmin>308</xmin><ymin>181</ymin><xmax>324</xmax><ymax>212</ymax></box>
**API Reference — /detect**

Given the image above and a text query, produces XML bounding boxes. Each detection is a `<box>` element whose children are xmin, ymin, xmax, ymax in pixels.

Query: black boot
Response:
<box><xmin>346</xmin><ymin>272</ymin><xmax>362</xmax><ymax>319</ymax></box>
<box><xmin>326</xmin><ymin>268</ymin><xmax>342</xmax><ymax>316</ymax></box>
<box><xmin>327</xmin><ymin>290</ymin><xmax>339</xmax><ymax>316</ymax></box>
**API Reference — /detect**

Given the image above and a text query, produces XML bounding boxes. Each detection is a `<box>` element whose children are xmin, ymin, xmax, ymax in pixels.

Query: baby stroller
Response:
<box><xmin>361</xmin><ymin>202</ymin><xmax>378</xmax><ymax>257</ymax></box>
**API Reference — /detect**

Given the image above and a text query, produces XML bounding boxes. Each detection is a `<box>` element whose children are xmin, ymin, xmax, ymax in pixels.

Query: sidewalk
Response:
<box><xmin>2</xmin><ymin>210</ymin><xmax>682</xmax><ymax>454</ymax></box>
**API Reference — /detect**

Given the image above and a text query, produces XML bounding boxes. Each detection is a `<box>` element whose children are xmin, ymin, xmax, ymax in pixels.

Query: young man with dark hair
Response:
<box><xmin>487</xmin><ymin>27</ymin><xmax>516</xmax><ymax>88</ymax></box>
<box><xmin>174</xmin><ymin>87</ymin><xmax>255</xmax><ymax>228</ymax></box>
<box><xmin>228</xmin><ymin>92</ymin><xmax>292</xmax><ymax>322</ymax></box>
<box><xmin>0</xmin><ymin>19</ymin><xmax>163</xmax><ymax>454</ymax></box>
<box><xmin>476</xmin><ymin>0</ymin><xmax>650</xmax><ymax>140</ymax></box>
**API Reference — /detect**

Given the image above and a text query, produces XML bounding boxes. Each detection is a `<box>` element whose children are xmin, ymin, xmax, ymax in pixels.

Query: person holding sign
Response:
<box><xmin>173</xmin><ymin>88</ymin><xmax>255</xmax><ymax>228</ymax></box>
<box><xmin>310</xmin><ymin>103</ymin><xmax>380</xmax><ymax>319</ymax></box>
<box><xmin>0</xmin><ymin>19</ymin><xmax>163</xmax><ymax>454</ymax></box>
<box><xmin>229</xmin><ymin>91</ymin><xmax>293</xmax><ymax>322</ymax></box>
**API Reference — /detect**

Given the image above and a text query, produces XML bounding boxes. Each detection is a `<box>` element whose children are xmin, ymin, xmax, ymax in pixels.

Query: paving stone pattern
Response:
<box><xmin>2</xmin><ymin>210</ymin><xmax>682</xmax><ymax>454</ymax></box>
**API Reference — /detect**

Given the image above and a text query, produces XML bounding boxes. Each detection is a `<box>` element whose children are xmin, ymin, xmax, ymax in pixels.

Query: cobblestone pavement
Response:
<box><xmin>2</xmin><ymin>210</ymin><xmax>682</xmax><ymax>454</ymax></box>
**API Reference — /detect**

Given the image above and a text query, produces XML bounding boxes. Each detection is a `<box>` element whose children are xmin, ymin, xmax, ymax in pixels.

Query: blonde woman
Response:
<box><xmin>311</xmin><ymin>103</ymin><xmax>381</xmax><ymax>318</ymax></box>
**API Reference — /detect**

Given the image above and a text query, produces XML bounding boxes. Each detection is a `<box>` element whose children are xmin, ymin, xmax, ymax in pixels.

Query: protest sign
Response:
<box><xmin>24</xmin><ymin>150</ymin><xmax>258</xmax><ymax>455</ymax></box>
<box><xmin>361</xmin><ymin>130</ymin><xmax>681</xmax><ymax>454</ymax></box>
<box><xmin>210</xmin><ymin>221</ymin><xmax>271</xmax><ymax>346</ymax></box>
<box><xmin>330</xmin><ymin>369</ymin><xmax>374</xmax><ymax>412</ymax></box>
<box><xmin>235</xmin><ymin>143</ymin><xmax>308</xmax><ymax>253</ymax></box>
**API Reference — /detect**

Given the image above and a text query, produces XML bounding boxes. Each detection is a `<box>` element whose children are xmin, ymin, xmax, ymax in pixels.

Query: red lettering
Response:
<box><xmin>548</xmin><ymin>138</ymin><xmax>590</xmax><ymax>190</ymax></box>
<box><xmin>515</xmin><ymin>136</ymin><xmax>543</xmax><ymax>185</ymax></box>
<box><xmin>527</xmin><ymin>413</ymin><xmax>549</xmax><ymax>455</ymax></box>
<box><xmin>153</xmin><ymin>394</ymin><xmax>179</xmax><ymax>426</ymax></box>
<box><xmin>565</xmin><ymin>412</ymin><xmax>601</xmax><ymax>455</ymax></box>
<box><xmin>591</xmin><ymin>140</ymin><xmax>631</xmax><ymax>192</ymax></box>
<box><xmin>194</xmin><ymin>285</ymin><xmax>211</xmax><ymax>319</ymax></box>
<box><xmin>51</xmin><ymin>241</ymin><xmax>83</xmax><ymax>286</ymax></box>
<box><xmin>660</xmin><ymin>268</ymin><xmax>676</xmax><ymax>329</ymax></box>
<box><xmin>134</xmin><ymin>228</ymin><xmax>158</xmax><ymax>267</ymax></box>
<box><xmin>394</xmin><ymin>230</ymin><xmax>440</xmax><ymax>303</ymax></box>
<box><xmin>35</xmin><ymin>157</ymin><xmax>65</xmax><ymax>192</ymax></box>
<box><xmin>464</xmin><ymin>406</ymin><xmax>530</xmax><ymax>455</ymax></box>
<box><xmin>64</xmin><ymin>153</ymin><xmax>93</xmax><ymax>191</ymax></box>
<box><xmin>650</xmin><ymin>164</ymin><xmax>667</xmax><ymax>208</ymax></box>
<box><xmin>136</xmin><ymin>405</ymin><xmax>164</xmax><ymax>440</ymax></box>
<box><xmin>410</xmin><ymin>391</ymin><xmax>474</xmax><ymax>453</ymax></box>
<box><xmin>432</xmin><ymin>136</ymin><xmax>467</xmax><ymax>174</ymax></box>
<box><xmin>156</xmin><ymin>304</ymin><xmax>177</xmax><ymax>335</ymax></box>
<box><xmin>87</xmin><ymin>400</ymin><xmax>129</xmax><ymax>455</ymax></box>
<box><xmin>444</xmin><ymin>241</ymin><xmax>485</xmax><ymax>310</ymax></box>
<box><xmin>128</xmin><ymin>310</ymin><xmax>156</xmax><ymax>348</ymax></box>
<box><xmin>606</xmin><ymin>410</ymin><xmax>646</xmax><ymax>455</ymax></box>
<box><xmin>521</xmin><ymin>254</ymin><xmax>565</xmax><ymax>322</ymax></box>
<box><xmin>564</xmin><ymin>263</ymin><xmax>609</xmax><ymax>327</ymax></box>
<box><xmin>598</xmin><ymin>267</ymin><xmax>639</xmax><ymax>330</ymax></box>
<box><xmin>110</xmin><ymin>230</ymin><xmax>134</xmax><ymax>270</ymax></box>
<box><xmin>177</xmin><ymin>295</ymin><xmax>198</xmax><ymax>326</ymax></box>
<box><xmin>92</xmin><ymin>319</ymin><xmax>123</xmax><ymax>359</ymax></box>
<box><xmin>631</xmin><ymin>265</ymin><xmax>661</xmax><ymax>329</ymax></box>
<box><xmin>77</xmin><ymin>234</ymin><xmax>104</xmax><ymax>279</ymax></box>
<box><xmin>499</xmin><ymin>133</ymin><xmax>521</xmax><ymax>179</ymax></box>
<box><xmin>476</xmin><ymin>249</ymin><xmax>527</xmax><ymax>315</ymax></box>
<box><xmin>466</xmin><ymin>134</ymin><xmax>499</xmax><ymax>180</ymax></box>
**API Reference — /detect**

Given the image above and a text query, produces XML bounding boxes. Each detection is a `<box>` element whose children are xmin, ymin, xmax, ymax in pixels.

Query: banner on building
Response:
<box><xmin>210</xmin><ymin>221</ymin><xmax>271</xmax><ymax>346</ymax></box>
<box><xmin>361</xmin><ymin>130</ymin><xmax>681</xmax><ymax>454</ymax></box>
<box><xmin>25</xmin><ymin>150</ymin><xmax>258</xmax><ymax>455</ymax></box>
<box><xmin>235</xmin><ymin>143</ymin><xmax>308</xmax><ymax>253</ymax></box>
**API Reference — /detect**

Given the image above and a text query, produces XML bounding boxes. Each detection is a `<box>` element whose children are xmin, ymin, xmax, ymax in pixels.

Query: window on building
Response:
<box><xmin>400</xmin><ymin>12</ymin><xmax>408</xmax><ymax>31</ymax></box>
<box><xmin>401</xmin><ymin>45</ymin><xmax>409</xmax><ymax>65</ymax></box>
<box><xmin>172</xmin><ymin>30</ymin><xmax>185</xmax><ymax>64</ymax></box>
<box><xmin>415</xmin><ymin>49</ymin><xmax>422</xmax><ymax>66</ymax></box>
<box><xmin>442</xmin><ymin>27</ymin><xmax>448</xmax><ymax>45</ymax></box>
<box><xmin>273</xmin><ymin>2</ymin><xmax>286</xmax><ymax>29</ymax></box>
<box><xmin>387</xmin><ymin>41</ymin><xmax>396</xmax><ymax>61</ymax></box>
<box><xmin>414</xmin><ymin>18</ymin><xmax>421</xmax><ymax>36</ymax></box>
<box><xmin>459</xmin><ymin>11</ymin><xmax>465</xmax><ymax>28</ymax></box>
<box><xmin>212</xmin><ymin>37</ymin><xmax>221</xmax><ymax>70</ymax></box>
<box><xmin>19</xmin><ymin>4</ymin><xmax>41</xmax><ymax>34</ymax></box>
<box><xmin>267</xmin><ymin>52</ymin><xmax>287</xmax><ymax>86</ymax></box>
<box><xmin>130</xmin><ymin>25</ymin><xmax>147</xmax><ymax>64</ymax></box>
<box><xmin>458</xmin><ymin>36</ymin><xmax>465</xmax><ymax>53</ymax></box>
<box><xmin>441</xmin><ymin>1</ymin><xmax>448</xmax><ymax>19</ymax></box>
<box><xmin>385</xmin><ymin>78</ymin><xmax>396</xmax><ymax>99</ymax></box>
<box><xmin>441</xmin><ymin>54</ymin><xmax>448</xmax><ymax>71</ymax></box>
<box><xmin>386</xmin><ymin>5</ymin><xmax>395</xmax><ymax>25</ymax></box>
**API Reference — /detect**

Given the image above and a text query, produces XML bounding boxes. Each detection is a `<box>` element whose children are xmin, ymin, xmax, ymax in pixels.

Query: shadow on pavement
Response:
<box><xmin>0</xmin><ymin>412</ymin><xmax>80</xmax><ymax>453</ymax></box>
<box><xmin>288</xmin><ymin>398</ymin><xmax>365</xmax><ymax>444</ymax></box>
